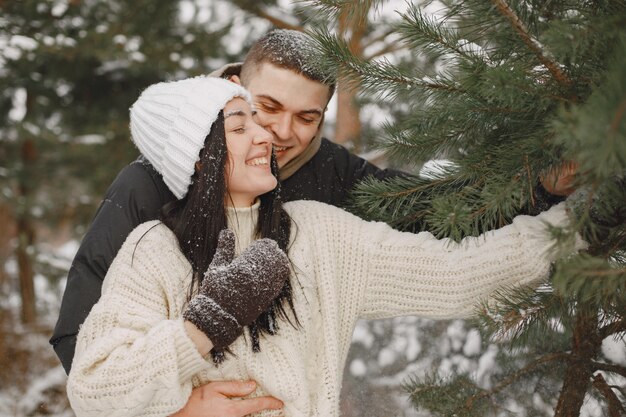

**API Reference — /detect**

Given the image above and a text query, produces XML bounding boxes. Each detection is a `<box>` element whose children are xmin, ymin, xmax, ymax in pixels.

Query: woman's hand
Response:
<box><xmin>183</xmin><ymin>229</ymin><xmax>291</xmax><ymax>351</ymax></box>
<box><xmin>171</xmin><ymin>380</ymin><xmax>283</xmax><ymax>417</ymax></box>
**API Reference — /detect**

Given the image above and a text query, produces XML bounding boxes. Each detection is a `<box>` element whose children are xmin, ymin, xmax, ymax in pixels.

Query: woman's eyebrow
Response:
<box><xmin>224</xmin><ymin>110</ymin><xmax>247</xmax><ymax>118</ymax></box>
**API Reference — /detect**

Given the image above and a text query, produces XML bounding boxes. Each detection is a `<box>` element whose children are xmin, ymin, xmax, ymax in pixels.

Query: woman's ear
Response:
<box><xmin>195</xmin><ymin>160</ymin><xmax>202</xmax><ymax>171</ymax></box>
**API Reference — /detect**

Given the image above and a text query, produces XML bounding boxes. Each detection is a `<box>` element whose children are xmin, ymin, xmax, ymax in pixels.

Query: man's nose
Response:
<box><xmin>271</xmin><ymin>113</ymin><xmax>293</xmax><ymax>141</ymax></box>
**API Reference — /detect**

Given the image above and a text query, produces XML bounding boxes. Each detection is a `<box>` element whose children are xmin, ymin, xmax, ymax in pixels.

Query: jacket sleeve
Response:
<box><xmin>50</xmin><ymin>159</ymin><xmax>173</xmax><ymax>374</ymax></box>
<box><xmin>66</xmin><ymin>223</ymin><xmax>207</xmax><ymax>417</ymax></box>
<box><xmin>355</xmin><ymin>203</ymin><xmax>581</xmax><ymax>320</ymax></box>
<box><xmin>328</xmin><ymin>139</ymin><xmax>405</xmax><ymax>188</ymax></box>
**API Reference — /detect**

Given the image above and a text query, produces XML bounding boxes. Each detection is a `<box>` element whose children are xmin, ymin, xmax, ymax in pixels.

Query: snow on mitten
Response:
<box><xmin>183</xmin><ymin>229</ymin><xmax>291</xmax><ymax>350</ymax></box>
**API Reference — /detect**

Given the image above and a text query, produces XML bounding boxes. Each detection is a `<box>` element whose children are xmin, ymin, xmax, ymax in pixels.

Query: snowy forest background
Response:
<box><xmin>1</xmin><ymin>0</ymin><xmax>625</xmax><ymax>416</ymax></box>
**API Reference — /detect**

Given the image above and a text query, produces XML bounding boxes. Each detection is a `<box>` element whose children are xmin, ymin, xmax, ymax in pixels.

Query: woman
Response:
<box><xmin>67</xmin><ymin>77</ymin><xmax>581</xmax><ymax>417</ymax></box>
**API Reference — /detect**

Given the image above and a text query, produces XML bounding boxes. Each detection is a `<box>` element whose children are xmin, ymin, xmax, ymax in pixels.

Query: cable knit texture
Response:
<box><xmin>67</xmin><ymin>201</ymin><xmax>577</xmax><ymax>417</ymax></box>
<box><xmin>129</xmin><ymin>77</ymin><xmax>252</xmax><ymax>199</ymax></box>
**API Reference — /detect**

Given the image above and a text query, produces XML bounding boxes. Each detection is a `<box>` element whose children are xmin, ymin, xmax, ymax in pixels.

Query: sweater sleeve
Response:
<box><xmin>66</xmin><ymin>222</ymin><xmax>207</xmax><ymax>417</ymax></box>
<box><xmin>357</xmin><ymin>202</ymin><xmax>581</xmax><ymax>320</ymax></box>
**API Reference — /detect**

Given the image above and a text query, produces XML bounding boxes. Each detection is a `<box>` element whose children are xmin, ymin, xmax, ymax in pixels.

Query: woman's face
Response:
<box><xmin>224</xmin><ymin>97</ymin><xmax>277</xmax><ymax>207</ymax></box>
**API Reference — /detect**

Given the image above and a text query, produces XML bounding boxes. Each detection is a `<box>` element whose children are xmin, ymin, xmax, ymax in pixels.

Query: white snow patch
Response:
<box><xmin>42</xmin><ymin>35</ymin><xmax>55</xmax><ymax>46</ymax></box>
<box><xmin>57</xmin><ymin>239</ymin><xmax>79</xmax><ymax>260</ymax></box>
<box><xmin>9</xmin><ymin>88</ymin><xmax>27</xmax><ymax>122</ymax></box>
<box><xmin>548</xmin><ymin>317</ymin><xmax>565</xmax><ymax>333</ymax></box>
<box><xmin>350</xmin><ymin>359</ymin><xmax>367</xmax><ymax>377</ymax></box>
<box><xmin>3</xmin><ymin>45</ymin><xmax>22</xmax><ymax>60</ymax></box>
<box><xmin>130</xmin><ymin>51</ymin><xmax>146</xmax><ymax>62</ymax></box>
<box><xmin>446</xmin><ymin>320</ymin><xmax>466</xmax><ymax>351</ymax></box>
<box><xmin>71</xmin><ymin>16</ymin><xmax>85</xmax><ymax>28</ymax></box>
<box><xmin>75</xmin><ymin>134</ymin><xmax>107</xmax><ymax>145</ymax></box>
<box><xmin>502</xmin><ymin>398</ymin><xmax>525</xmax><ymax>416</ymax></box>
<box><xmin>51</xmin><ymin>1</ymin><xmax>69</xmax><ymax>17</ymax></box>
<box><xmin>23</xmin><ymin>122</ymin><xmax>41</xmax><ymax>136</ymax></box>
<box><xmin>55</xmin><ymin>34</ymin><xmax>76</xmax><ymax>48</ymax></box>
<box><xmin>462</xmin><ymin>329</ymin><xmax>481</xmax><ymax>356</ymax></box>
<box><xmin>601</xmin><ymin>336</ymin><xmax>626</xmax><ymax>365</ymax></box>
<box><xmin>405</xmin><ymin>335</ymin><xmax>421</xmax><ymax>362</ymax></box>
<box><xmin>378</xmin><ymin>347</ymin><xmax>398</xmax><ymax>368</ymax></box>
<box><xmin>10</xmin><ymin>35</ymin><xmax>38</xmax><ymax>51</ymax></box>
<box><xmin>419</xmin><ymin>159</ymin><xmax>458</xmax><ymax>179</ymax></box>
<box><xmin>55</xmin><ymin>82</ymin><xmax>71</xmax><ymax>98</ymax></box>
<box><xmin>16</xmin><ymin>366</ymin><xmax>67</xmax><ymax>414</ymax></box>
<box><xmin>352</xmin><ymin>320</ymin><xmax>375</xmax><ymax>348</ymax></box>
<box><xmin>124</xmin><ymin>36</ymin><xmax>142</xmax><ymax>52</ymax></box>
<box><xmin>475</xmin><ymin>345</ymin><xmax>498</xmax><ymax>388</ymax></box>
<box><xmin>180</xmin><ymin>56</ymin><xmax>195</xmax><ymax>70</ymax></box>
<box><xmin>179</xmin><ymin>1</ymin><xmax>195</xmax><ymax>24</ymax></box>
<box><xmin>579</xmin><ymin>393</ymin><xmax>603</xmax><ymax>417</ymax></box>
<box><xmin>532</xmin><ymin>392</ymin><xmax>555</xmax><ymax>414</ymax></box>
<box><xmin>96</xmin><ymin>60</ymin><xmax>131</xmax><ymax>75</ymax></box>
<box><xmin>113</xmin><ymin>34</ymin><xmax>127</xmax><ymax>45</ymax></box>
<box><xmin>451</xmin><ymin>354</ymin><xmax>473</xmax><ymax>374</ymax></box>
<box><xmin>361</xmin><ymin>103</ymin><xmax>392</xmax><ymax>128</ymax></box>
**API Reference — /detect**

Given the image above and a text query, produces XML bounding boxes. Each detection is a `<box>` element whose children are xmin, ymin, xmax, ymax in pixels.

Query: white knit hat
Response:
<box><xmin>130</xmin><ymin>76</ymin><xmax>253</xmax><ymax>199</ymax></box>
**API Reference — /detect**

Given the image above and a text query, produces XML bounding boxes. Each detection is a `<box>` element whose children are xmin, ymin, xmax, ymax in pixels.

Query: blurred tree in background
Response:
<box><xmin>0</xmin><ymin>0</ymin><xmax>244</xmax><ymax>326</ymax></box>
<box><xmin>312</xmin><ymin>0</ymin><xmax>626</xmax><ymax>415</ymax></box>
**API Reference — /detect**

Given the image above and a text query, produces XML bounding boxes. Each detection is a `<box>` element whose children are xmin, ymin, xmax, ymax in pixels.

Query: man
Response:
<box><xmin>52</xmin><ymin>29</ymin><xmax>570</xmax><ymax>416</ymax></box>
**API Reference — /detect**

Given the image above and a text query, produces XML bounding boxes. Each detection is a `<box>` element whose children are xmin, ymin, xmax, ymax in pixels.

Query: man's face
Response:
<box><xmin>241</xmin><ymin>63</ymin><xmax>330</xmax><ymax>168</ymax></box>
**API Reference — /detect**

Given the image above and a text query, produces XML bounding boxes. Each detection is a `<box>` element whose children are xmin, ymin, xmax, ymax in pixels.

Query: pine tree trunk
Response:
<box><xmin>334</xmin><ymin>86</ymin><xmax>362</xmax><ymax>150</ymax></box>
<box><xmin>17</xmin><ymin>138</ymin><xmax>37</xmax><ymax>324</ymax></box>
<box><xmin>334</xmin><ymin>8</ymin><xmax>366</xmax><ymax>150</ymax></box>
<box><xmin>554</xmin><ymin>304</ymin><xmax>601</xmax><ymax>416</ymax></box>
<box><xmin>17</xmin><ymin>218</ymin><xmax>36</xmax><ymax>324</ymax></box>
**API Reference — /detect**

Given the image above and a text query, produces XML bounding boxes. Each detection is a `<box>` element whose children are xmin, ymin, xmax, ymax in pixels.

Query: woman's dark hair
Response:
<box><xmin>160</xmin><ymin>111</ymin><xmax>296</xmax><ymax>362</ymax></box>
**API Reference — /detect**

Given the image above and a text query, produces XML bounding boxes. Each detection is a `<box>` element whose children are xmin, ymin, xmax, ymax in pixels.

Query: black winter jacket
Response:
<box><xmin>50</xmin><ymin>138</ymin><xmax>401</xmax><ymax>373</ymax></box>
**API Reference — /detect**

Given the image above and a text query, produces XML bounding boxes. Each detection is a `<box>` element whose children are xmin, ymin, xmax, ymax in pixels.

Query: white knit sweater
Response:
<box><xmin>67</xmin><ymin>200</ymin><xmax>575</xmax><ymax>417</ymax></box>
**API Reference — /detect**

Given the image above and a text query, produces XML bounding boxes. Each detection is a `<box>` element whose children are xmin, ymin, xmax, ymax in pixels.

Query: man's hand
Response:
<box><xmin>171</xmin><ymin>380</ymin><xmax>283</xmax><ymax>417</ymax></box>
<box><xmin>540</xmin><ymin>161</ymin><xmax>579</xmax><ymax>196</ymax></box>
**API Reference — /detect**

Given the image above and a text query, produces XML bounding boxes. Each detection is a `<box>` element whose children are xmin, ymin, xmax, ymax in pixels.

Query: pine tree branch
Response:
<box><xmin>399</xmin><ymin>4</ymin><xmax>476</xmax><ymax>62</ymax></box>
<box><xmin>599</xmin><ymin>319</ymin><xmax>626</xmax><ymax>340</ymax></box>
<box><xmin>466</xmin><ymin>352</ymin><xmax>568</xmax><ymax>409</ymax></box>
<box><xmin>315</xmin><ymin>0</ymin><xmax>379</xmax><ymax>25</ymax></box>
<box><xmin>591</xmin><ymin>373</ymin><xmax>626</xmax><ymax>417</ymax></box>
<box><xmin>314</xmin><ymin>31</ymin><xmax>464</xmax><ymax>95</ymax></box>
<box><xmin>490</xmin><ymin>0</ymin><xmax>572</xmax><ymax>89</ymax></box>
<box><xmin>591</xmin><ymin>361</ymin><xmax>626</xmax><ymax>379</ymax></box>
<box><xmin>582</xmin><ymin>268</ymin><xmax>626</xmax><ymax>277</ymax></box>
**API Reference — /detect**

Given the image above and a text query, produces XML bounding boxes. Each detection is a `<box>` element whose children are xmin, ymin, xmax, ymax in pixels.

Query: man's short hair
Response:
<box><xmin>240</xmin><ymin>29</ymin><xmax>336</xmax><ymax>100</ymax></box>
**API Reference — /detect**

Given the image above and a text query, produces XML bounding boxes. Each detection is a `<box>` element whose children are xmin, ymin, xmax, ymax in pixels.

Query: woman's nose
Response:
<box><xmin>253</xmin><ymin>122</ymin><xmax>273</xmax><ymax>144</ymax></box>
<box><xmin>271</xmin><ymin>113</ymin><xmax>293</xmax><ymax>141</ymax></box>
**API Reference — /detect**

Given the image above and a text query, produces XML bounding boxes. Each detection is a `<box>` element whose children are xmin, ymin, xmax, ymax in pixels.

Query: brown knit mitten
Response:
<box><xmin>183</xmin><ymin>229</ymin><xmax>290</xmax><ymax>350</ymax></box>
